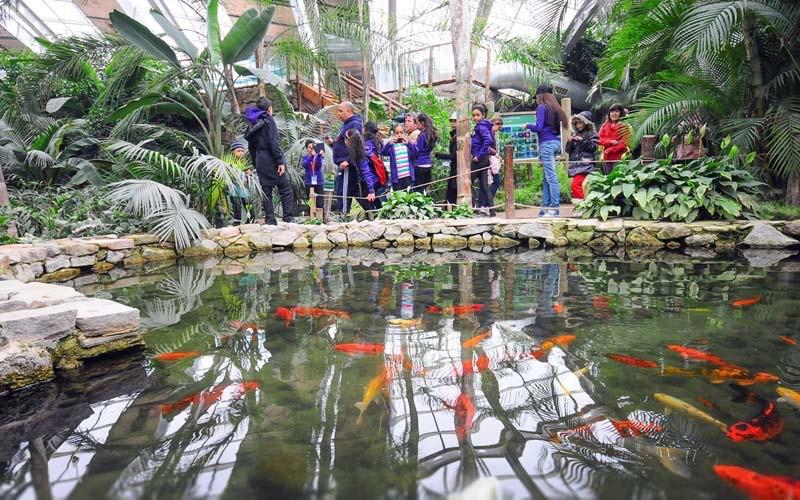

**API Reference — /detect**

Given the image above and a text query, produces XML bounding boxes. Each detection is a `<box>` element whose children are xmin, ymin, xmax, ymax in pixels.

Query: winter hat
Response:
<box><xmin>449</xmin><ymin>112</ymin><xmax>457</xmax><ymax>121</ymax></box>
<box><xmin>578</xmin><ymin>110</ymin><xmax>593</xmax><ymax>122</ymax></box>
<box><xmin>571</xmin><ymin>113</ymin><xmax>594</xmax><ymax>130</ymax></box>
<box><xmin>535</xmin><ymin>84</ymin><xmax>554</xmax><ymax>95</ymax></box>
<box><xmin>230</xmin><ymin>140</ymin><xmax>245</xmax><ymax>152</ymax></box>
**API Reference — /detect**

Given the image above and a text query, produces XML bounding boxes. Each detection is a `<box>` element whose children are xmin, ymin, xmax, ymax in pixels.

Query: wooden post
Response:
<box><xmin>428</xmin><ymin>46</ymin><xmax>434</xmax><ymax>87</ymax></box>
<box><xmin>560</xmin><ymin>97</ymin><xmax>572</xmax><ymax>160</ymax></box>
<box><xmin>641</xmin><ymin>135</ymin><xmax>657</xmax><ymax>162</ymax></box>
<box><xmin>503</xmin><ymin>144</ymin><xmax>515</xmax><ymax>219</ymax></box>
<box><xmin>484</xmin><ymin>47</ymin><xmax>491</xmax><ymax>102</ymax></box>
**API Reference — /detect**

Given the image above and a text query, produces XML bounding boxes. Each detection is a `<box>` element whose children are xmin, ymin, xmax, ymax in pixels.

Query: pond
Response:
<box><xmin>1</xmin><ymin>252</ymin><xmax>799</xmax><ymax>499</ymax></box>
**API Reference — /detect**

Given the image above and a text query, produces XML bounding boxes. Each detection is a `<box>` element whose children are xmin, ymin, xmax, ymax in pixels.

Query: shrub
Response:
<box><xmin>577</xmin><ymin>152</ymin><xmax>764</xmax><ymax>222</ymax></box>
<box><xmin>441</xmin><ymin>203</ymin><xmax>475</xmax><ymax>219</ymax></box>
<box><xmin>377</xmin><ymin>191</ymin><xmax>439</xmax><ymax>220</ymax></box>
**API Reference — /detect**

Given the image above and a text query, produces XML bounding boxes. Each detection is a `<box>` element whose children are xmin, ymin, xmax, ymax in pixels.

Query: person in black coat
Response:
<box><xmin>244</xmin><ymin>97</ymin><xmax>294</xmax><ymax>224</ymax></box>
<box><xmin>435</xmin><ymin>113</ymin><xmax>458</xmax><ymax>205</ymax></box>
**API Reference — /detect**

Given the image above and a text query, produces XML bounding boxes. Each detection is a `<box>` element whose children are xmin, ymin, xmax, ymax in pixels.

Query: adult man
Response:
<box><xmin>404</xmin><ymin>112</ymin><xmax>420</xmax><ymax>143</ymax></box>
<box><xmin>244</xmin><ymin>97</ymin><xmax>294</xmax><ymax>225</ymax></box>
<box><xmin>332</xmin><ymin>101</ymin><xmax>363</xmax><ymax>213</ymax></box>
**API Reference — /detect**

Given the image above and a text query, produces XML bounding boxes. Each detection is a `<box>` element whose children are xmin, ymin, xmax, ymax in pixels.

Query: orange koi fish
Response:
<box><xmin>611</xmin><ymin>419</ymin><xmax>665</xmax><ymax>437</ymax></box>
<box><xmin>334</xmin><ymin>343</ymin><xmax>385</xmax><ymax>356</ymax></box>
<box><xmin>388</xmin><ymin>317</ymin><xmax>423</xmax><ymax>328</ymax></box>
<box><xmin>454</xmin><ymin>354</ymin><xmax>491</xmax><ymax>377</ymax></box>
<box><xmin>292</xmin><ymin>306</ymin><xmax>351</xmax><ymax>319</ymax></box>
<box><xmin>553</xmin><ymin>302</ymin><xmax>566</xmax><ymax>315</ymax></box>
<box><xmin>662</xmin><ymin>365</ymin><xmax>779</xmax><ymax>385</ymax></box>
<box><xmin>532</xmin><ymin>335</ymin><xmax>577</xmax><ymax>360</ymax></box>
<box><xmin>731</xmin><ymin>296</ymin><xmax>761</xmax><ymax>308</ymax></box>
<box><xmin>780</xmin><ymin>336</ymin><xmax>797</xmax><ymax>346</ymax></box>
<box><xmin>592</xmin><ymin>295</ymin><xmax>610</xmax><ymax>309</ymax></box>
<box><xmin>153</xmin><ymin>351</ymin><xmax>201</xmax><ymax>362</ymax></box>
<box><xmin>666</xmin><ymin>345</ymin><xmax>742</xmax><ymax>369</ymax></box>
<box><xmin>355</xmin><ymin>367</ymin><xmax>390</xmax><ymax>425</ymax></box>
<box><xmin>714</xmin><ymin>465</ymin><xmax>800</xmax><ymax>500</ymax></box>
<box><xmin>726</xmin><ymin>392</ymin><xmax>783</xmax><ymax>442</ymax></box>
<box><xmin>448</xmin><ymin>393</ymin><xmax>476</xmax><ymax>442</ymax></box>
<box><xmin>606</xmin><ymin>353</ymin><xmax>658</xmax><ymax>369</ymax></box>
<box><xmin>160</xmin><ymin>381</ymin><xmax>259</xmax><ymax>415</ymax></box>
<box><xmin>427</xmin><ymin>303</ymin><xmax>485</xmax><ymax>315</ymax></box>
<box><xmin>462</xmin><ymin>330</ymin><xmax>491</xmax><ymax>348</ymax></box>
<box><xmin>275</xmin><ymin>307</ymin><xmax>294</xmax><ymax>326</ymax></box>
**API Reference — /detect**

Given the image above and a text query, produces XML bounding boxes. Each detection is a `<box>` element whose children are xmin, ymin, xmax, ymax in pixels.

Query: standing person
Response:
<box><xmin>332</xmin><ymin>101</ymin><xmax>364</xmax><ymax>215</ymax></box>
<box><xmin>302</xmin><ymin>140</ymin><xmax>325</xmax><ymax>218</ymax></box>
<box><xmin>470</xmin><ymin>103</ymin><xmax>495</xmax><ymax>216</ymax></box>
<box><xmin>526</xmin><ymin>84</ymin><xmax>569</xmax><ymax>217</ymax></box>
<box><xmin>435</xmin><ymin>113</ymin><xmax>458</xmax><ymax>205</ymax></box>
<box><xmin>344</xmin><ymin>129</ymin><xmax>378</xmax><ymax>213</ymax></box>
<box><xmin>244</xmin><ymin>97</ymin><xmax>294</xmax><ymax>225</ymax></box>
<box><xmin>408</xmin><ymin>113</ymin><xmax>438</xmax><ymax>194</ymax></box>
<box><xmin>363</xmin><ymin>121</ymin><xmax>389</xmax><ymax>200</ymax></box>
<box><xmin>479</xmin><ymin>115</ymin><xmax>503</xmax><ymax>207</ymax></box>
<box><xmin>404</xmin><ymin>112</ymin><xmax>420</xmax><ymax>144</ymax></box>
<box><xmin>228</xmin><ymin>140</ymin><xmax>258</xmax><ymax>225</ymax></box>
<box><xmin>597</xmin><ymin>103</ymin><xmax>632</xmax><ymax>174</ymax></box>
<box><xmin>382</xmin><ymin>124</ymin><xmax>415</xmax><ymax>191</ymax></box>
<box><xmin>565</xmin><ymin>112</ymin><xmax>598</xmax><ymax>201</ymax></box>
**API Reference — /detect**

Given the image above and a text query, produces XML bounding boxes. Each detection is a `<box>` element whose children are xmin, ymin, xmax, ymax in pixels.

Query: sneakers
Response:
<box><xmin>541</xmin><ymin>208</ymin><xmax>560</xmax><ymax>218</ymax></box>
<box><xmin>538</xmin><ymin>208</ymin><xmax>546</xmax><ymax>217</ymax></box>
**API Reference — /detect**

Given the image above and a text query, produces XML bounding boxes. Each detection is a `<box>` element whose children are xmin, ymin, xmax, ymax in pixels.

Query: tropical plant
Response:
<box><xmin>377</xmin><ymin>191</ymin><xmax>440</xmax><ymax>220</ymax></box>
<box><xmin>577</xmin><ymin>140</ymin><xmax>765</xmax><ymax>221</ymax></box>
<box><xmin>441</xmin><ymin>203</ymin><xmax>475</xmax><ymax>219</ymax></box>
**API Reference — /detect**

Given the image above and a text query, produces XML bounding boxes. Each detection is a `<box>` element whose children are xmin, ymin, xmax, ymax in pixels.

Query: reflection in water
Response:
<box><xmin>2</xmin><ymin>253</ymin><xmax>800</xmax><ymax>499</ymax></box>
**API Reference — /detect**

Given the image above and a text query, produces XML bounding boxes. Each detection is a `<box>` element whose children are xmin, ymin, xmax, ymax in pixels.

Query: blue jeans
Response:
<box><xmin>540</xmin><ymin>140</ymin><xmax>561</xmax><ymax>208</ymax></box>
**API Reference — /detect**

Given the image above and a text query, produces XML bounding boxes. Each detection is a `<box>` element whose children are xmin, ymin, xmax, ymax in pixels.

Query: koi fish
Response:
<box><xmin>726</xmin><ymin>396</ymin><xmax>783</xmax><ymax>442</ymax></box>
<box><xmin>611</xmin><ymin>419</ymin><xmax>665</xmax><ymax>437</ymax></box>
<box><xmin>714</xmin><ymin>465</ymin><xmax>800</xmax><ymax>500</ymax></box>
<box><xmin>697</xmin><ymin>397</ymin><xmax>723</xmax><ymax>412</ymax></box>
<box><xmin>777</xmin><ymin>387</ymin><xmax>800</xmax><ymax>410</ymax></box>
<box><xmin>427</xmin><ymin>303</ymin><xmax>485</xmax><ymax>315</ymax></box>
<box><xmin>449</xmin><ymin>393</ymin><xmax>476</xmax><ymax>442</ymax></box>
<box><xmin>606</xmin><ymin>353</ymin><xmax>658</xmax><ymax>369</ymax></box>
<box><xmin>160</xmin><ymin>381</ymin><xmax>259</xmax><ymax>415</ymax></box>
<box><xmin>334</xmin><ymin>343</ymin><xmax>385</xmax><ymax>356</ymax></box>
<box><xmin>661</xmin><ymin>365</ymin><xmax>779</xmax><ymax>385</ymax></box>
<box><xmin>553</xmin><ymin>302</ymin><xmax>566</xmax><ymax>315</ymax></box>
<box><xmin>292</xmin><ymin>306</ymin><xmax>351</xmax><ymax>319</ymax></box>
<box><xmin>454</xmin><ymin>354</ymin><xmax>491</xmax><ymax>377</ymax></box>
<box><xmin>275</xmin><ymin>306</ymin><xmax>294</xmax><ymax>326</ymax></box>
<box><xmin>532</xmin><ymin>335</ymin><xmax>577</xmax><ymax>360</ymax></box>
<box><xmin>666</xmin><ymin>345</ymin><xmax>741</xmax><ymax>369</ymax></box>
<box><xmin>779</xmin><ymin>336</ymin><xmax>797</xmax><ymax>346</ymax></box>
<box><xmin>462</xmin><ymin>330</ymin><xmax>491</xmax><ymax>348</ymax></box>
<box><xmin>355</xmin><ymin>367</ymin><xmax>390</xmax><ymax>425</ymax></box>
<box><xmin>654</xmin><ymin>392</ymin><xmax>728</xmax><ymax>432</ymax></box>
<box><xmin>388</xmin><ymin>317</ymin><xmax>423</xmax><ymax>328</ymax></box>
<box><xmin>592</xmin><ymin>295</ymin><xmax>610</xmax><ymax>309</ymax></box>
<box><xmin>153</xmin><ymin>351</ymin><xmax>201</xmax><ymax>362</ymax></box>
<box><xmin>731</xmin><ymin>296</ymin><xmax>761</xmax><ymax>308</ymax></box>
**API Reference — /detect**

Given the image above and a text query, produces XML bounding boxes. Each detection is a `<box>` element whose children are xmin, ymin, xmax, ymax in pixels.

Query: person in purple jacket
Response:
<box><xmin>302</xmin><ymin>139</ymin><xmax>325</xmax><ymax>218</ymax></box>
<box><xmin>344</xmin><ymin>128</ymin><xmax>378</xmax><ymax>213</ymax></box>
<box><xmin>525</xmin><ymin>84</ymin><xmax>569</xmax><ymax>217</ymax></box>
<box><xmin>382</xmin><ymin>124</ymin><xmax>415</xmax><ymax>191</ymax></box>
<box><xmin>332</xmin><ymin>101</ymin><xmax>363</xmax><ymax>214</ymax></box>
<box><xmin>470</xmin><ymin>102</ymin><xmax>495</xmax><ymax>216</ymax></box>
<box><xmin>409</xmin><ymin>113</ymin><xmax>438</xmax><ymax>194</ymax></box>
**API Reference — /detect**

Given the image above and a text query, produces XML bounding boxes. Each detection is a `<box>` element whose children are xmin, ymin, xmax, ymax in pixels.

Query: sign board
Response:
<box><xmin>497</xmin><ymin>111</ymin><xmax>539</xmax><ymax>163</ymax></box>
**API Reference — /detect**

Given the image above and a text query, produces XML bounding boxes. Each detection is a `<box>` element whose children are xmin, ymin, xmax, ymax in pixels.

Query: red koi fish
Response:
<box><xmin>292</xmin><ymin>306</ymin><xmax>351</xmax><ymax>319</ymax></box>
<box><xmin>154</xmin><ymin>351</ymin><xmax>201</xmax><ymax>362</ymax></box>
<box><xmin>160</xmin><ymin>381</ymin><xmax>260</xmax><ymax>415</ymax></box>
<box><xmin>592</xmin><ymin>295</ymin><xmax>610</xmax><ymax>309</ymax></box>
<box><xmin>450</xmin><ymin>393</ymin><xmax>476</xmax><ymax>442</ymax></box>
<box><xmin>606</xmin><ymin>353</ymin><xmax>658</xmax><ymax>369</ymax></box>
<box><xmin>454</xmin><ymin>354</ymin><xmax>491</xmax><ymax>377</ymax></box>
<box><xmin>714</xmin><ymin>465</ymin><xmax>800</xmax><ymax>500</ymax></box>
<box><xmin>462</xmin><ymin>330</ymin><xmax>491</xmax><ymax>349</ymax></box>
<box><xmin>726</xmin><ymin>398</ymin><xmax>783</xmax><ymax>442</ymax></box>
<box><xmin>333</xmin><ymin>343</ymin><xmax>385</xmax><ymax>356</ymax></box>
<box><xmin>666</xmin><ymin>345</ymin><xmax>742</xmax><ymax>369</ymax></box>
<box><xmin>611</xmin><ymin>419</ymin><xmax>665</xmax><ymax>437</ymax></box>
<box><xmin>532</xmin><ymin>335</ymin><xmax>577</xmax><ymax>360</ymax></box>
<box><xmin>780</xmin><ymin>336</ymin><xmax>797</xmax><ymax>346</ymax></box>
<box><xmin>662</xmin><ymin>365</ymin><xmax>779</xmax><ymax>385</ymax></box>
<box><xmin>553</xmin><ymin>302</ymin><xmax>566</xmax><ymax>315</ymax></box>
<box><xmin>275</xmin><ymin>307</ymin><xmax>294</xmax><ymax>326</ymax></box>
<box><xmin>731</xmin><ymin>296</ymin><xmax>761</xmax><ymax>308</ymax></box>
<box><xmin>697</xmin><ymin>397</ymin><xmax>723</xmax><ymax>412</ymax></box>
<box><xmin>427</xmin><ymin>304</ymin><xmax>485</xmax><ymax>315</ymax></box>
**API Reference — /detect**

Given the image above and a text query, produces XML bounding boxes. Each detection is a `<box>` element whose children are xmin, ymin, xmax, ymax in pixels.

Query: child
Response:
<box><xmin>565</xmin><ymin>112</ymin><xmax>598</xmax><ymax>200</ymax></box>
<box><xmin>302</xmin><ymin>139</ymin><xmax>325</xmax><ymax>217</ymax></box>
<box><xmin>597</xmin><ymin>103</ymin><xmax>632</xmax><ymax>174</ymax></box>
<box><xmin>344</xmin><ymin>128</ymin><xmax>378</xmax><ymax>213</ymax></box>
<box><xmin>408</xmin><ymin>113</ymin><xmax>438</xmax><ymax>194</ymax></box>
<box><xmin>470</xmin><ymin>103</ymin><xmax>495</xmax><ymax>216</ymax></box>
<box><xmin>381</xmin><ymin>124</ymin><xmax>415</xmax><ymax>191</ymax></box>
<box><xmin>229</xmin><ymin>140</ymin><xmax>258</xmax><ymax>225</ymax></box>
<box><xmin>364</xmin><ymin>121</ymin><xmax>389</xmax><ymax>200</ymax></box>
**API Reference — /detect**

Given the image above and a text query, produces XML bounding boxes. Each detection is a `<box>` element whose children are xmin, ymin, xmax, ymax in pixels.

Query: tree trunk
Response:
<box><xmin>0</xmin><ymin>163</ymin><xmax>16</xmax><ymax>238</ymax></box>
<box><xmin>225</xmin><ymin>65</ymin><xmax>241</xmax><ymax>115</ymax></box>
<box><xmin>358</xmin><ymin>0</ymin><xmax>371</xmax><ymax>113</ymax></box>
<box><xmin>469</xmin><ymin>0</ymin><xmax>494</xmax><ymax>71</ymax></box>
<box><xmin>451</xmin><ymin>0</ymin><xmax>473</xmax><ymax>206</ymax></box>
<box><xmin>787</xmin><ymin>176</ymin><xmax>800</xmax><ymax>206</ymax></box>
<box><xmin>255</xmin><ymin>44</ymin><xmax>266</xmax><ymax>97</ymax></box>
<box><xmin>742</xmin><ymin>12</ymin><xmax>766</xmax><ymax>118</ymax></box>
<box><xmin>388</xmin><ymin>0</ymin><xmax>397</xmax><ymax>92</ymax></box>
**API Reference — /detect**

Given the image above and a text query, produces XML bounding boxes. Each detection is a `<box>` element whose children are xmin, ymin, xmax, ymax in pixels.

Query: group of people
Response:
<box><xmin>231</xmin><ymin>89</ymin><xmax>635</xmax><ymax>225</ymax></box>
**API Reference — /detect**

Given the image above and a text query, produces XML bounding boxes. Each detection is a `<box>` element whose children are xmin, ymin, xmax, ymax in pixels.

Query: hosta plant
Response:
<box><xmin>577</xmin><ymin>143</ymin><xmax>764</xmax><ymax>222</ymax></box>
<box><xmin>377</xmin><ymin>191</ymin><xmax>440</xmax><ymax>220</ymax></box>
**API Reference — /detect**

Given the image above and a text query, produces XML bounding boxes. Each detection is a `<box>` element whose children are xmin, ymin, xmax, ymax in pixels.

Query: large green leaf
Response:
<box><xmin>109</xmin><ymin>10</ymin><xmax>179</xmax><ymax>68</ymax></box>
<box><xmin>150</xmin><ymin>9</ymin><xmax>198</xmax><ymax>59</ymax></box>
<box><xmin>207</xmin><ymin>0</ymin><xmax>222</xmax><ymax>67</ymax></box>
<box><xmin>222</xmin><ymin>7</ymin><xmax>275</xmax><ymax>64</ymax></box>
<box><xmin>110</xmin><ymin>95</ymin><xmax>162</xmax><ymax>120</ymax></box>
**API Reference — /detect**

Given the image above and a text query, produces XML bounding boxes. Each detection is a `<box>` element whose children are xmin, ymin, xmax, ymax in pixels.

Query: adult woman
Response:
<box><xmin>470</xmin><ymin>103</ymin><xmax>495</xmax><ymax>216</ymax></box>
<box><xmin>409</xmin><ymin>113</ymin><xmax>438</xmax><ymax>194</ymax></box>
<box><xmin>598</xmin><ymin>103</ymin><xmax>632</xmax><ymax>174</ymax></box>
<box><xmin>526</xmin><ymin>84</ymin><xmax>569</xmax><ymax>217</ymax></box>
<box><xmin>565</xmin><ymin>112</ymin><xmax>598</xmax><ymax>200</ymax></box>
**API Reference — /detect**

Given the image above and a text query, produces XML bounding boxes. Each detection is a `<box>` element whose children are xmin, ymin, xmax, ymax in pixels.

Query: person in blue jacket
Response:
<box><xmin>363</xmin><ymin>121</ymin><xmax>389</xmax><ymax>201</ymax></box>
<box><xmin>470</xmin><ymin>103</ymin><xmax>495</xmax><ymax>216</ymax></box>
<box><xmin>525</xmin><ymin>84</ymin><xmax>569</xmax><ymax>217</ymax></box>
<box><xmin>302</xmin><ymin>139</ymin><xmax>325</xmax><ymax>218</ymax></box>
<box><xmin>332</xmin><ymin>101</ymin><xmax>363</xmax><ymax>214</ymax></box>
<box><xmin>381</xmin><ymin>124</ymin><xmax>415</xmax><ymax>191</ymax></box>
<box><xmin>409</xmin><ymin>113</ymin><xmax>438</xmax><ymax>194</ymax></box>
<box><xmin>344</xmin><ymin>128</ymin><xmax>378</xmax><ymax>213</ymax></box>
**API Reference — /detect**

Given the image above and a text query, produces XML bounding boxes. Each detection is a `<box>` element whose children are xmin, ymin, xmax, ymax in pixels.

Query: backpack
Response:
<box><xmin>369</xmin><ymin>152</ymin><xmax>388</xmax><ymax>188</ymax></box>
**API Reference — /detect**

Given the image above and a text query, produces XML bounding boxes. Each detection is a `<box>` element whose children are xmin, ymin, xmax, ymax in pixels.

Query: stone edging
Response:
<box><xmin>1</xmin><ymin>217</ymin><xmax>799</xmax><ymax>285</ymax></box>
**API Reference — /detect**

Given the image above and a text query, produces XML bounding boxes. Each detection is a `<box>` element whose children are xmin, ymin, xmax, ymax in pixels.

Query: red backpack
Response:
<box><xmin>369</xmin><ymin>153</ymin><xmax>388</xmax><ymax>188</ymax></box>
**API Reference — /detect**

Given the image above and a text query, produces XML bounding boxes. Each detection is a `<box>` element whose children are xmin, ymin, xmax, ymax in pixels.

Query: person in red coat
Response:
<box><xmin>597</xmin><ymin>103</ymin><xmax>632</xmax><ymax>174</ymax></box>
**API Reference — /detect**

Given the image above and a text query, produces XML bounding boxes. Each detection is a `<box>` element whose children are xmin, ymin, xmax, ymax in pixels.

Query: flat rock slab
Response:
<box><xmin>741</xmin><ymin>223</ymin><xmax>800</xmax><ymax>248</ymax></box>
<box><xmin>80</xmin><ymin>238</ymin><xmax>134</xmax><ymax>250</ymax></box>
<box><xmin>47</xmin><ymin>298</ymin><xmax>139</xmax><ymax>337</ymax></box>
<box><xmin>0</xmin><ymin>341</ymin><xmax>54</xmax><ymax>392</ymax></box>
<box><xmin>4</xmin><ymin>282</ymin><xmax>86</xmax><ymax>309</ymax></box>
<box><xmin>0</xmin><ymin>306</ymin><xmax>77</xmax><ymax>346</ymax></box>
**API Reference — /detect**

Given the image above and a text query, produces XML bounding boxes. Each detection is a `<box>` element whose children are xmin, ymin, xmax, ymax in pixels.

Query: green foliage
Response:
<box><xmin>400</xmin><ymin>87</ymin><xmax>454</xmax><ymax>154</ymax></box>
<box><xmin>577</xmin><ymin>152</ymin><xmax>765</xmax><ymax>221</ymax></box>
<box><xmin>377</xmin><ymin>191</ymin><xmax>439</xmax><ymax>220</ymax></box>
<box><xmin>563</xmin><ymin>31</ymin><xmax>606</xmax><ymax>85</ymax></box>
<box><xmin>759</xmin><ymin>202</ymin><xmax>800</xmax><ymax>221</ymax></box>
<box><xmin>441</xmin><ymin>203</ymin><xmax>475</xmax><ymax>219</ymax></box>
<box><xmin>496</xmin><ymin>163</ymin><xmax>571</xmax><ymax>206</ymax></box>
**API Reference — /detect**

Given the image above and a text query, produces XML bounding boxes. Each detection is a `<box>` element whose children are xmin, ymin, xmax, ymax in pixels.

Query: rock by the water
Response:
<box><xmin>685</xmin><ymin>233</ymin><xmax>717</xmax><ymax>247</ymax></box>
<box><xmin>656</xmin><ymin>224</ymin><xmax>692</xmax><ymax>241</ymax></box>
<box><xmin>626</xmin><ymin>227</ymin><xmax>664</xmax><ymax>248</ymax></box>
<box><xmin>741</xmin><ymin>223</ymin><xmax>800</xmax><ymax>248</ymax></box>
<box><xmin>347</xmin><ymin>229</ymin><xmax>372</xmax><ymax>247</ymax></box>
<box><xmin>518</xmin><ymin>223</ymin><xmax>554</xmax><ymax>241</ymax></box>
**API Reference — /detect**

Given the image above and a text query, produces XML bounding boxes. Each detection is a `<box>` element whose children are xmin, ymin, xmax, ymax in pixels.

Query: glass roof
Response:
<box><xmin>0</xmin><ymin>0</ymin><xmax>100</xmax><ymax>52</ymax></box>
